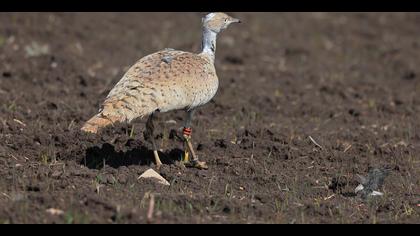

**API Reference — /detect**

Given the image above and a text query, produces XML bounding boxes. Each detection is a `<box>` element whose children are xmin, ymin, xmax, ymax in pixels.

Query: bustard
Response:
<box><xmin>81</xmin><ymin>12</ymin><xmax>241</xmax><ymax>169</ymax></box>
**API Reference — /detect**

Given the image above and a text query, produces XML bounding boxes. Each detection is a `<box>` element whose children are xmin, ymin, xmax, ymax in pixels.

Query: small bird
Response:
<box><xmin>81</xmin><ymin>13</ymin><xmax>241</xmax><ymax>169</ymax></box>
<box><xmin>355</xmin><ymin>168</ymin><xmax>390</xmax><ymax>199</ymax></box>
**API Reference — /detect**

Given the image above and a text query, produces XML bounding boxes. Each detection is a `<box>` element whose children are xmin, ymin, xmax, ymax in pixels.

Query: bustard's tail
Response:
<box><xmin>81</xmin><ymin>95</ymin><xmax>158</xmax><ymax>134</ymax></box>
<box><xmin>81</xmin><ymin>114</ymin><xmax>117</xmax><ymax>134</ymax></box>
<box><xmin>81</xmin><ymin>101</ymin><xmax>123</xmax><ymax>133</ymax></box>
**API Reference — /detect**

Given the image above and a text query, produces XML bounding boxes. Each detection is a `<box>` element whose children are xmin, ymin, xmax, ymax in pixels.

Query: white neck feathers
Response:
<box><xmin>200</xmin><ymin>27</ymin><xmax>217</xmax><ymax>62</ymax></box>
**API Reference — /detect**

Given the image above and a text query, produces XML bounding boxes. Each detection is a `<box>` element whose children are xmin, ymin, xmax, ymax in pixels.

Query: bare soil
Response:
<box><xmin>0</xmin><ymin>12</ymin><xmax>419</xmax><ymax>223</ymax></box>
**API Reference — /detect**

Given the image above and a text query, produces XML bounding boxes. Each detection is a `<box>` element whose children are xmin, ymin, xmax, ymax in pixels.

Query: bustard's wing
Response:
<box><xmin>99</xmin><ymin>49</ymin><xmax>216</xmax><ymax>123</ymax></box>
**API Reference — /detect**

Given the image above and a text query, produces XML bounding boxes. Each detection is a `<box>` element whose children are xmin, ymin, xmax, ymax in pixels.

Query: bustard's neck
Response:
<box><xmin>201</xmin><ymin>27</ymin><xmax>218</xmax><ymax>62</ymax></box>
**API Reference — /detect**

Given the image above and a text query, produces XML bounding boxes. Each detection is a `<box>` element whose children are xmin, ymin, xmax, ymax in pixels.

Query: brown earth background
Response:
<box><xmin>0</xmin><ymin>12</ymin><xmax>419</xmax><ymax>223</ymax></box>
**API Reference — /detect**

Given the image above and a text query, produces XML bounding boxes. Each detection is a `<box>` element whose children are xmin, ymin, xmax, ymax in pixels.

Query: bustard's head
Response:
<box><xmin>202</xmin><ymin>12</ymin><xmax>241</xmax><ymax>33</ymax></box>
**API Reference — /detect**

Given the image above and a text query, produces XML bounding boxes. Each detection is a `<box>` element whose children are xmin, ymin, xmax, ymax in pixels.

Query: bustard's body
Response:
<box><xmin>81</xmin><ymin>13</ymin><xmax>241</xmax><ymax>169</ymax></box>
<box><xmin>82</xmin><ymin>50</ymin><xmax>218</xmax><ymax>132</ymax></box>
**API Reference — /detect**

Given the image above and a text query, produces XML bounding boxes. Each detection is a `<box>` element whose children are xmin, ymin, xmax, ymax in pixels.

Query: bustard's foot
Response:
<box><xmin>186</xmin><ymin>160</ymin><xmax>208</xmax><ymax>170</ymax></box>
<box><xmin>181</xmin><ymin>150</ymin><xmax>208</xmax><ymax>169</ymax></box>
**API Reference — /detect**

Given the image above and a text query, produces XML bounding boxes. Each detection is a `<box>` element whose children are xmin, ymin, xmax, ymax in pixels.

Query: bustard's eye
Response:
<box><xmin>224</xmin><ymin>19</ymin><xmax>228</xmax><ymax>22</ymax></box>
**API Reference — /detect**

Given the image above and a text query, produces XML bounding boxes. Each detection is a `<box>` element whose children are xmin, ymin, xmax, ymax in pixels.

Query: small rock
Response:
<box><xmin>46</xmin><ymin>208</ymin><xmax>64</xmax><ymax>216</ymax></box>
<box><xmin>138</xmin><ymin>169</ymin><xmax>170</xmax><ymax>186</ymax></box>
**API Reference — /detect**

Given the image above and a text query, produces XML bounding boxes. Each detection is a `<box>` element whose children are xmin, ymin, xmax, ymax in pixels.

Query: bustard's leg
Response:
<box><xmin>144</xmin><ymin>113</ymin><xmax>163</xmax><ymax>168</ymax></box>
<box><xmin>182</xmin><ymin>110</ymin><xmax>208</xmax><ymax>170</ymax></box>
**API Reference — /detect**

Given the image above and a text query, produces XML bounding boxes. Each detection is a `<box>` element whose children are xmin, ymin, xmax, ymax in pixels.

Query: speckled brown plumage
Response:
<box><xmin>81</xmin><ymin>49</ymin><xmax>218</xmax><ymax>133</ymax></box>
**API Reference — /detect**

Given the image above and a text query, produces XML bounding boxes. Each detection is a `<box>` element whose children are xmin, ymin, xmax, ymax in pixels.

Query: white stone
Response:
<box><xmin>138</xmin><ymin>169</ymin><xmax>170</xmax><ymax>186</ymax></box>
<box><xmin>46</xmin><ymin>208</ymin><xmax>64</xmax><ymax>216</ymax></box>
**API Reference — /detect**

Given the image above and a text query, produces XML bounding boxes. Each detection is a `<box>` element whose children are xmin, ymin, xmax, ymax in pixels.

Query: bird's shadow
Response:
<box><xmin>82</xmin><ymin>143</ymin><xmax>183</xmax><ymax>170</ymax></box>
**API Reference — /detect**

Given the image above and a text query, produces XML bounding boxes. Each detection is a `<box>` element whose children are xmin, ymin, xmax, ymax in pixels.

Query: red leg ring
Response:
<box><xmin>183</xmin><ymin>127</ymin><xmax>192</xmax><ymax>137</ymax></box>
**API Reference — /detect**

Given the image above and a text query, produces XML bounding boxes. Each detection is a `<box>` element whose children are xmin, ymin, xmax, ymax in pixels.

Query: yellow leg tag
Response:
<box><xmin>183</xmin><ymin>150</ymin><xmax>190</xmax><ymax>163</ymax></box>
<box><xmin>182</xmin><ymin>137</ymin><xmax>190</xmax><ymax>163</ymax></box>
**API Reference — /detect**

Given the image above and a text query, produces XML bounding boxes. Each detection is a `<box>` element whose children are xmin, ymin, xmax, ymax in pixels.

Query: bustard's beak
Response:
<box><xmin>230</xmin><ymin>18</ymin><xmax>241</xmax><ymax>24</ymax></box>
